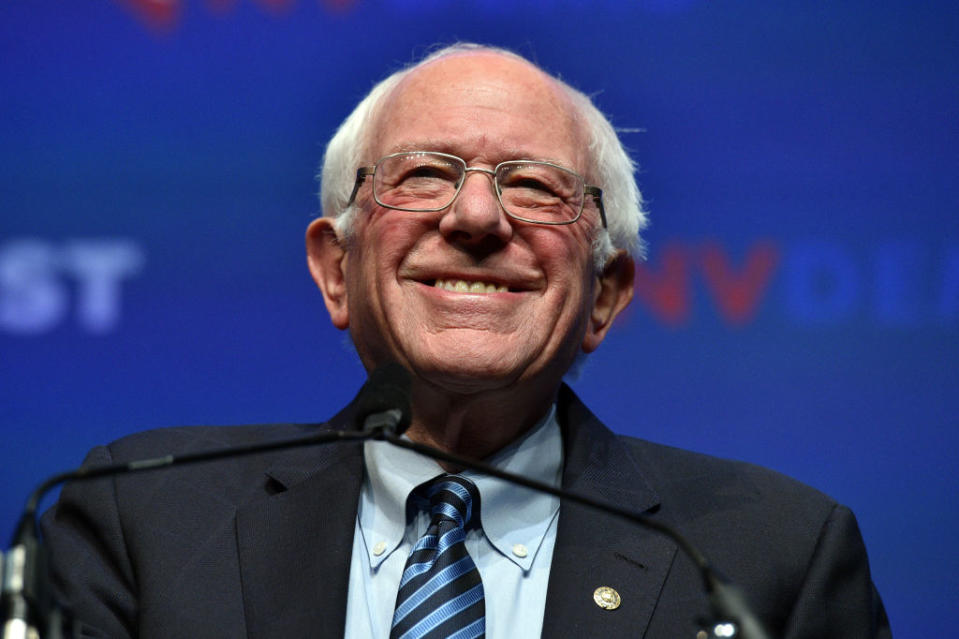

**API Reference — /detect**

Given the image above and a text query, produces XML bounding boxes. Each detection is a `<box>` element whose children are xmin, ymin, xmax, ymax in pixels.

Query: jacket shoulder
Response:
<box><xmin>617</xmin><ymin>434</ymin><xmax>838</xmax><ymax>525</ymax></box>
<box><xmin>102</xmin><ymin>421</ymin><xmax>328</xmax><ymax>459</ymax></box>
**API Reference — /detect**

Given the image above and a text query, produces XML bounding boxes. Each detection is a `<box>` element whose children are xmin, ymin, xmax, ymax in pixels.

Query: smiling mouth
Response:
<box><xmin>430</xmin><ymin>278</ymin><xmax>510</xmax><ymax>294</ymax></box>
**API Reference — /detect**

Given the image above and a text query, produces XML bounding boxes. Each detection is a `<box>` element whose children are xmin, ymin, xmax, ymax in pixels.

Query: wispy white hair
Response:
<box><xmin>318</xmin><ymin>43</ymin><xmax>648</xmax><ymax>265</ymax></box>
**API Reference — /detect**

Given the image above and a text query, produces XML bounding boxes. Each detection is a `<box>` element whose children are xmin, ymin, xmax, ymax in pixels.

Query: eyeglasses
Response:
<box><xmin>346</xmin><ymin>151</ymin><xmax>607</xmax><ymax>227</ymax></box>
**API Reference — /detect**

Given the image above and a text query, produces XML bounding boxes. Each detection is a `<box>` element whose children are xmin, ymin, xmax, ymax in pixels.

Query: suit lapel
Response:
<box><xmin>235</xmin><ymin>407</ymin><xmax>365</xmax><ymax>639</ymax></box>
<box><xmin>231</xmin><ymin>386</ymin><xmax>677</xmax><ymax>638</ymax></box>
<box><xmin>542</xmin><ymin>387</ymin><xmax>677</xmax><ymax>638</ymax></box>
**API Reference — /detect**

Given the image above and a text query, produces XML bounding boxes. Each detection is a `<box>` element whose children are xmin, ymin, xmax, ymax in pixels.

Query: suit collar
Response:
<box><xmin>557</xmin><ymin>384</ymin><xmax>660</xmax><ymax>510</ymax></box>
<box><xmin>542</xmin><ymin>384</ymin><xmax>677</xmax><ymax>638</ymax></box>
<box><xmin>260</xmin><ymin>398</ymin><xmax>364</xmax><ymax>491</ymax></box>
<box><xmin>235</xmin><ymin>401</ymin><xmax>364</xmax><ymax>638</ymax></box>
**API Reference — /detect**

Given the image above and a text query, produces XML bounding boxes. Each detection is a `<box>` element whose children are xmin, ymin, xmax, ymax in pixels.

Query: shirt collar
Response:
<box><xmin>359</xmin><ymin>405</ymin><xmax>563</xmax><ymax>572</ymax></box>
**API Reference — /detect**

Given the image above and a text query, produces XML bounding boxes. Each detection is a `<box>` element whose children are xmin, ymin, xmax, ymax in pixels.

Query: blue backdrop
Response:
<box><xmin>2</xmin><ymin>1</ymin><xmax>957</xmax><ymax>636</ymax></box>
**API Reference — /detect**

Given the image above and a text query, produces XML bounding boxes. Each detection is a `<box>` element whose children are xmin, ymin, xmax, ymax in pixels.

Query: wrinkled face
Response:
<box><xmin>317</xmin><ymin>53</ymin><xmax>619</xmax><ymax>394</ymax></box>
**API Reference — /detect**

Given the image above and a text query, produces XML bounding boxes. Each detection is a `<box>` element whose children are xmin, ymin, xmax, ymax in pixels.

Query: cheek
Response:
<box><xmin>536</xmin><ymin>249</ymin><xmax>597</xmax><ymax>344</ymax></box>
<box><xmin>369</xmin><ymin>215</ymin><xmax>433</xmax><ymax>269</ymax></box>
<box><xmin>529</xmin><ymin>228</ymin><xmax>595</xmax><ymax>287</ymax></box>
<box><xmin>524</xmin><ymin>221</ymin><xmax>594</xmax><ymax>256</ymax></box>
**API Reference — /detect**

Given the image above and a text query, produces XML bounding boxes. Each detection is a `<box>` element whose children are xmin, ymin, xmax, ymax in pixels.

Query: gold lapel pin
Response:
<box><xmin>593</xmin><ymin>586</ymin><xmax>621</xmax><ymax>610</ymax></box>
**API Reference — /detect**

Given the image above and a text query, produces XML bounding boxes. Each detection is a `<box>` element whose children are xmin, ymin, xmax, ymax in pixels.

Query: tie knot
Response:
<box><xmin>415</xmin><ymin>474</ymin><xmax>481</xmax><ymax>531</ymax></box>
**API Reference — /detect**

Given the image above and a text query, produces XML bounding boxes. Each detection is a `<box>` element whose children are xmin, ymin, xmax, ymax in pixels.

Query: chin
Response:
<box><xmin>413</xmin><ymin>353</ymin><xmax>528</xmax><ymax>395</ymax></box>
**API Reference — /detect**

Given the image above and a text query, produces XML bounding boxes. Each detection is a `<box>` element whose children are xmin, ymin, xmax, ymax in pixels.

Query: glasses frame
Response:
<box><xmin>346</xmin><ymin>151</ymin><xmax>608</xmax><ymax>228</ymax></box>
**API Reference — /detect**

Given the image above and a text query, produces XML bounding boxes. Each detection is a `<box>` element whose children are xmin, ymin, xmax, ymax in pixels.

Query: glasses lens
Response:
<box><xmin>496</xmin><ymin>162</ymin><xmax>584</xmax><ymax>224</ymax></box>
<box><xmin>373</xmin><ymin>152</ymin><xmax>464</xmax><ymax>211</ymax></box>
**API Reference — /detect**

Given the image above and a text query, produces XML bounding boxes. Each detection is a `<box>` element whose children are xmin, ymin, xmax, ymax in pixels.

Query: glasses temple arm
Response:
<box><xmin>346</xmin><ymin>167</ymin><xmax>373</xmax><ymax>207</ymax></box>
<box><xmin>585</xmin><ymin>186</ymin><xmax>608</xmax><ymax>228</ymax></box>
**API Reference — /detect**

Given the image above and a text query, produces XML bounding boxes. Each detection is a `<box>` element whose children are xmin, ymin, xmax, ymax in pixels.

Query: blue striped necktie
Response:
<box><xmin>390</xmin><ymin>474</ymin><xmax>485</xmax><ymax>639</ymax></box>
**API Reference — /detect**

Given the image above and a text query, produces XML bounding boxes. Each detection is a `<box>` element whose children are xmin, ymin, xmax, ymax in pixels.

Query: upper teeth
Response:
<box><xmin>434</xmin><ymin>279</ymin><xmax>508</xmax><ymax>293</ymax></box>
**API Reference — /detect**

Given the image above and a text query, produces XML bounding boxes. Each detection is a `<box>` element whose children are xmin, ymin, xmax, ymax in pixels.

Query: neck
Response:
<box><xmin>403</xmin><ymin>377</ymin><xmax>559</xmax><ymax>463</ymax></box>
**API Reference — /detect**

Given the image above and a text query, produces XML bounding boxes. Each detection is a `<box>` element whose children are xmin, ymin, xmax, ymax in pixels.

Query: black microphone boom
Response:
<box><xmin>353</xmin><ymin>362</ymin><xmax>412</xmax><ymax>437</ymax></box>
<box><xmin>14</xmin><ymin>363</ymin><xmax>412</xmax><ymax>543</ymax></box>
<box><xmin>2</xmin><ymin>364</ymin><xmax>412</xmax><ymax>639</ymax></box>
<box><xmin>4</xmin><ymin>364</ymin><xmax>771</xmax><ymax>639</ymax></box>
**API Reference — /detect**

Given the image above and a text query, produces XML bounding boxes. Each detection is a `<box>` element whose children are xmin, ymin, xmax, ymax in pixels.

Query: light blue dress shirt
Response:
<box><xmin>344</xmin><ymin>406</ymin><xmax>563</xmax><ymax>639</ymax></box>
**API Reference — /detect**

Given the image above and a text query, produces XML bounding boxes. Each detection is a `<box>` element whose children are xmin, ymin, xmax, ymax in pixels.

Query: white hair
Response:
<box><xmin>317</xmin><ymin>43</ymin><xmax>648</xmax><ymax>265</ymax></box>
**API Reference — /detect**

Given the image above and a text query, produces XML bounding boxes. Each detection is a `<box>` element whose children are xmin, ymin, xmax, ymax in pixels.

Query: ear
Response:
<box><xmin>582</xmin><ymin>250</ymin><xmax>635</xmax><ymax>353</ymax></box>
<box><xmin>306</xmin><ymin>217</ymin><xmax>350</xmax><ymax>329</ymax></box>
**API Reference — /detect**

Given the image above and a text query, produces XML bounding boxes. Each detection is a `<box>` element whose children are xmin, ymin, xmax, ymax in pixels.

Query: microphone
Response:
<box><xmin>352</xmin><ymin>362</ymin><xmax>412</xmax><ymax>437</ymax></box>
<box><xmin>2</xmin><ymin>364</ymin><xmax>412</xmax><ymax>639</ymax></box>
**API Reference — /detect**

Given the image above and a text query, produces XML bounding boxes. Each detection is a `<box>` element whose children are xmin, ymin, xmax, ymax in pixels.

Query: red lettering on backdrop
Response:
<box><xmin>699</xmin><ymin>240</ymin><xmax>780</xmax><ymax>325</ymax></box>
<box><xmin>633</xmin><ymin>244</ymin><xmax>690</xmax><ymax>326</ymax></box>
<box><xmin>116</xmin><ymin>0</ymin><xmax>360</xmax><ymax>29</ymax></box>
<box><xmin>119</xmin><ymin>0</ymin><xmax>180</xmax><ymax>30</ymax></box>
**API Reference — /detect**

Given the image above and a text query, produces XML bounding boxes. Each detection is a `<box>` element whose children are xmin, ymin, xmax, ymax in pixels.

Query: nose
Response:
<box><xmin>438</xmin><ymin>169</ymin><xmax>514</xmax><ymax>250</ymax></box>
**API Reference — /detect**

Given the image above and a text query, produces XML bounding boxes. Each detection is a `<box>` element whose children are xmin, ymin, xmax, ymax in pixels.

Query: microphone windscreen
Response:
<box><xmin>353</xmin><ymin>363</ymin><xmax>412</xmax><ymax>435</ymax></box>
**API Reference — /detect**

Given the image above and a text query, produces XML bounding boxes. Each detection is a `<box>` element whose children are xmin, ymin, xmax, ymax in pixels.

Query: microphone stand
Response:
<box><xmin>377</xmin><ymin>430</ymin><xmax>773</xmax><ymax>639</ymax></box>
<box><xmin>2</xmin><ymin>428</ymin><xmax>373</xmax><ymax>639</ymax></box>
<box><xmin>2</xmin><ymin>362</ymin><xmax>411</xmax><ymax>639</ymax></box>
<box><xmin>3</xmin><ymin>413</ymin><xmax>771</xmax><ymax>638</ymax></box>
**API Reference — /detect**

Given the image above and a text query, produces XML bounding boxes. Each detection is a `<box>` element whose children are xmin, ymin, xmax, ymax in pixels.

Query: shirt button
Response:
<box><xmin>512</xmin><ymin>543</ymin><xmax>528</xmax><ymax>558</ymax></box>
<box><xmin>373</xmin><ymin>541</ymin><xmax>387</xmax><ymax>556</ymax></box>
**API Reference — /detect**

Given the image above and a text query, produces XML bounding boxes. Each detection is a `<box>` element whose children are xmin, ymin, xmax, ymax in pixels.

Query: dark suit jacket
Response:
<box><xmin>42</xmin><ymin>386</ymin><xmax>890</xmax><ymax>638</ymax></box>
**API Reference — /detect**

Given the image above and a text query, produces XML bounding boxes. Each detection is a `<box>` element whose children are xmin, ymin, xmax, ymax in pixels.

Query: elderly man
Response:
<box><xmin>42</xmin><ymin>45</ymin><xmax>890</xmax><ymax>638</ymax></box>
